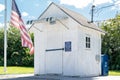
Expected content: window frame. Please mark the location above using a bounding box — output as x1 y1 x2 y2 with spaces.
85 35 91 49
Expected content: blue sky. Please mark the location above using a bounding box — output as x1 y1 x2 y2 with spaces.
0 0 120 27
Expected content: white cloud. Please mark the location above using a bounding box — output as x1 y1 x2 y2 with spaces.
93 0 113 6
60 0 92 8
22 12 29 17
111 0 120 10
0 23 4 28
28 16 36 19
115 0 120 5
60 0 113 8
47 0 52 5
112 1 120 10
0 14 3 17
0 4 5 12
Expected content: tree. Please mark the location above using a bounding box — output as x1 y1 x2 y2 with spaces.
7 27 25 66
0 27 34 66
7 27 34 66
0 28 4 66
101 14 120 70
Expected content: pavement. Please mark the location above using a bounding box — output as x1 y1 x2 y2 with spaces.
0 74 120 80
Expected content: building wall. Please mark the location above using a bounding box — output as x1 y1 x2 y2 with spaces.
40 4 68 21
62 29 78 76
76 25 101 76
32 4 102 76
34 24 46 75
33 17 102 76
33 17 79 75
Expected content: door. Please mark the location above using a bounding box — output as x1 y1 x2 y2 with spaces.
45 30 63 74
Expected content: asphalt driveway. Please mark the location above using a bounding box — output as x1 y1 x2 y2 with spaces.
0 74 120 80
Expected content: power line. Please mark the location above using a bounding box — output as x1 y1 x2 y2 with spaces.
90 2 120 23
95 2 120 13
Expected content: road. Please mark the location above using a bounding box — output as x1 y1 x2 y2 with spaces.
0 74 120 80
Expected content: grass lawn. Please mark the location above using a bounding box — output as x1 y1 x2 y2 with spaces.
0 66 34 74
0 66 120 76
109 70 120 76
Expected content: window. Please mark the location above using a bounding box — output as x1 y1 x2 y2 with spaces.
86 36 91 48
65 41 72 52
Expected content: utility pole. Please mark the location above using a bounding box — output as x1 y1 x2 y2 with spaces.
91 5 95 23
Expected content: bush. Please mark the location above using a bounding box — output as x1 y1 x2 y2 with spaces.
0 56 3 66
22 55 34 67
0 27 34 67
101 14 120 70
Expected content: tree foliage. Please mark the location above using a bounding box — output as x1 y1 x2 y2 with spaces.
0 28 4 65
0 27 34 66
101 14 120 70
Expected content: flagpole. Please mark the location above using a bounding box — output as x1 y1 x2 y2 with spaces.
4 0 7 73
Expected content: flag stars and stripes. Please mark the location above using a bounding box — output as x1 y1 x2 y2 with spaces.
10 0 34 54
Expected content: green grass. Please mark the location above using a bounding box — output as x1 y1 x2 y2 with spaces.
0 66 34 74
0 66 120 76
109 70 120 76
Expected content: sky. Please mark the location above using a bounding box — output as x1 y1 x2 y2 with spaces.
0 0 120 27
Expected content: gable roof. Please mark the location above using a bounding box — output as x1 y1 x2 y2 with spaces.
32 2 104 33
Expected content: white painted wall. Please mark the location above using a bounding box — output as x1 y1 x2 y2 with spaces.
63 30 78 76
40 4 68 21
33 18 102 76
34 30 46 75
76 25 101 77
31 3 102 77
45 27 63 74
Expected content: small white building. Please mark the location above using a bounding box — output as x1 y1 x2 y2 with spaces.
29 2 105 77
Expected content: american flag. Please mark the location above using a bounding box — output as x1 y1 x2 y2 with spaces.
10 0 34 54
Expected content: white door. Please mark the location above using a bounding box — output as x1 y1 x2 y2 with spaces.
45 30 63 74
